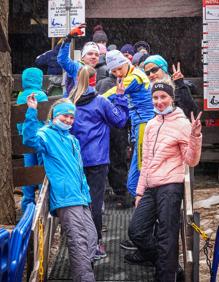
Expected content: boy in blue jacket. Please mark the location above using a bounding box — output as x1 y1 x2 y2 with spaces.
105 50 154 197
16 67 48 212
23 95 97 282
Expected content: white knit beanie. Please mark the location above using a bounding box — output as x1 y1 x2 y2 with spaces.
81 42 100 58
106 50 129 71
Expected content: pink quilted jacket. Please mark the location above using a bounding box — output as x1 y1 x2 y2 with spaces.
136 107 202 195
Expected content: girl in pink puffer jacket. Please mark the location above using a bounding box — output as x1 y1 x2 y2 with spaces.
126 79 202 282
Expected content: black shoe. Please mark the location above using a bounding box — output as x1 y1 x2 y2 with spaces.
120 240 138 251
124 251 155 266
176 264 185 281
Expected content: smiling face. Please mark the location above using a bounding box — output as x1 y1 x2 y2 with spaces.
111 63 129 79
82 51 99 67
144 63 165 82
152 90 173 112
53 114 74 126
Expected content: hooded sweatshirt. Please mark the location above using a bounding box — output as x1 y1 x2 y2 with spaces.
16 67 48 134
136 107 202 195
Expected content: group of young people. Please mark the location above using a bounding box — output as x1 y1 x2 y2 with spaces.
18 24 202 282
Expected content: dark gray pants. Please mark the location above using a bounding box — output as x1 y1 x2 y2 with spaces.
128 183 183 282
58 206 97 282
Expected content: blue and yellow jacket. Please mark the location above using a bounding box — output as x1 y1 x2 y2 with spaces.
23 108 91 216
103 66 154 126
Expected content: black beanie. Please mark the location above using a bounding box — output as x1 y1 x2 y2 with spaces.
92 25 108 43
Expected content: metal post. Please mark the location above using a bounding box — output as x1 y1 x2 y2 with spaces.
65 0 71 34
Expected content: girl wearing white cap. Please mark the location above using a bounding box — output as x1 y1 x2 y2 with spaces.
105 50 154 198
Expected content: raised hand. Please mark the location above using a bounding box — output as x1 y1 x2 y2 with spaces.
68 23 86 37
191 111 202 137
116 78 125 95
172 62 184 81
27 93 37 109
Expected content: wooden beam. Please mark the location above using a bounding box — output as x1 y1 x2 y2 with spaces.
12 135 35 154
11 96 61 127
202 127 219 144
13 166 45 187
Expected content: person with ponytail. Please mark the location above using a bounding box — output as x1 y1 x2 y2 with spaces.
126 78 202 281
22 95 97 282
69 65 129 260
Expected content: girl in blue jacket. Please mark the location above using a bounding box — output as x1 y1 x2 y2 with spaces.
69 65 129 259
22 95 97 282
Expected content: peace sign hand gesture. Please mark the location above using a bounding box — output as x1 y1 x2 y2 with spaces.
191 111 202 137
172 62 184 81
116 78 125 95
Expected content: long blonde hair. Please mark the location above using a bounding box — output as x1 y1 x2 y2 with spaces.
47 98 73 121
69 65 96 104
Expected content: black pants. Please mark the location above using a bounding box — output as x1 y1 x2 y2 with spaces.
128 183 183 282
84 164 109 241
108 125 128 196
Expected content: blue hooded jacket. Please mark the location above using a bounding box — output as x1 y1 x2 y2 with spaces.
71 86 129 167
22 108 91 216
16 67 48 134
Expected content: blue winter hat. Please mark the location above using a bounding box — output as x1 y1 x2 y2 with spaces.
120 44 135 56
22 67 43 90
144 55 168 73
53 102 76 118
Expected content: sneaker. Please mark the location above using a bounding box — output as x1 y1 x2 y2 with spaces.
102 224 108 232
124 251 155 266
120 239 138 251
176 264 185 281
94 241 107 260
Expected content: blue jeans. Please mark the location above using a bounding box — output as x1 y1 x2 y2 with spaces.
127 123 146 197
21 152 43 213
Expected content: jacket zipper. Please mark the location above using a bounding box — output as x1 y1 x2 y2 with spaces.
152 115 165 157
145 116 164 188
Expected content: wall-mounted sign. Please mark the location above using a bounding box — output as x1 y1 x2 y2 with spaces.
48 0 85 38
203 0 219 110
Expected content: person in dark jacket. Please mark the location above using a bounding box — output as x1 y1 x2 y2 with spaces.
92 25 108 46
96 43 108 82
35 41 63 75
69 65 129 260
144 55 199 119
97 73 129 208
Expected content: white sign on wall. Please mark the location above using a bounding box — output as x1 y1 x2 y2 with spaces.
48 0 85 38
203 0 219 110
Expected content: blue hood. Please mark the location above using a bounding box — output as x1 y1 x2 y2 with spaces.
22 67 43 90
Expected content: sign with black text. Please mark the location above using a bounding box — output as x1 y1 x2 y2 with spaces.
48 0 85 37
